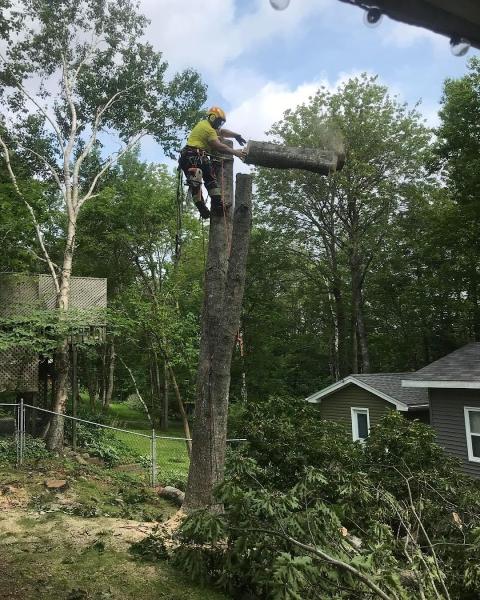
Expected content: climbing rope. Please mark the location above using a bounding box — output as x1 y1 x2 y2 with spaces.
201 215 206 271
175 169 184 263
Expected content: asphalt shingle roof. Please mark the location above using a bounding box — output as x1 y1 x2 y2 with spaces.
402 343 480 382
352 373 428 407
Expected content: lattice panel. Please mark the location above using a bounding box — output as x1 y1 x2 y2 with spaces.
0 348 38 392
0 273 107 392
38 275 107 311
0 274 40 316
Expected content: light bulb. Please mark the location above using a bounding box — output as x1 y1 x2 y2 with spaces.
450 37 470 57
363 7 383 28
270 0 290 11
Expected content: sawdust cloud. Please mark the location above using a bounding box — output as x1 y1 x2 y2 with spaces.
312 121 345 155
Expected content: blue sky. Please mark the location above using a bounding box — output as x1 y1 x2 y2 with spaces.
139 0 478 165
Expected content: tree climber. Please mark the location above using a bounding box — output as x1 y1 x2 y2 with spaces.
179 106 247 219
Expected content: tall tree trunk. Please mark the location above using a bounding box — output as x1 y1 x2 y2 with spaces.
150 347 164 428
184 173 253 511
149 358 156 414
104 340 115 409
356 292 370 372
167 363 192 456
99 342 107 407
46 228 75 452
333 284 347 377
350 251 370 373
87 370 98 411
351 312 358 374
162 359 169 429
184 153 234 509
327 289 340 381
153 355 162 426
323 209 347 378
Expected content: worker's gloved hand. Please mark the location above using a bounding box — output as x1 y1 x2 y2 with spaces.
235 134 247 146
233 148 246 161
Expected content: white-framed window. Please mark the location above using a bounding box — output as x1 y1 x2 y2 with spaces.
351 407 370 442
464 407 480 463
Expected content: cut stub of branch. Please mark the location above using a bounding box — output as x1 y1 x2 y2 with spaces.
244 140 345 175
158 485 185 507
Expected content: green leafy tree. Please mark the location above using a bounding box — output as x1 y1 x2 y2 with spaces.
256 74 431 376
436 57 480 340
76 151 205 431
0 0 206 449
237 227 333 401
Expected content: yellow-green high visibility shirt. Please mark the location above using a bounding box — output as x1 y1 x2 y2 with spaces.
186 119 218 150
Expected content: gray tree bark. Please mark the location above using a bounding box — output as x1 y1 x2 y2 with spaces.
245 140 344 175
162 360 169 430
184 172 253 511
104 340 115 409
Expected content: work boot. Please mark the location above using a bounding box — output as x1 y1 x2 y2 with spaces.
195 201 210 219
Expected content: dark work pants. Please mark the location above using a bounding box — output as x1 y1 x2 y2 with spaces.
178 146 222 201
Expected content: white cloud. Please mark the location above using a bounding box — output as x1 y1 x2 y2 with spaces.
381 21 447 54
229 79 324 141
227 69 370 141
140 0 330 75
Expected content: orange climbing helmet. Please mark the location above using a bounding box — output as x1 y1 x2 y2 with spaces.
207 106 226 129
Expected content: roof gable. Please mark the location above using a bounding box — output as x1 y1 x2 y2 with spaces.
307 373 428 410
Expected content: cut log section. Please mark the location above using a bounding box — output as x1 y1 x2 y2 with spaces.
244 140 345 175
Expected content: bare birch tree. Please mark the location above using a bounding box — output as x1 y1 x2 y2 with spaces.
0 0 205 450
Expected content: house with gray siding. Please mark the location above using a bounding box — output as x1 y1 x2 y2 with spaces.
402 342 480 478
307 343 480 477
306 374 429 442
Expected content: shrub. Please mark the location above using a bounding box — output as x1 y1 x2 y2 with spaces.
130 532 169 561
175 401 480 599
231 395 362 489
125 394 144 413
67 421 135 466
0 435 49 463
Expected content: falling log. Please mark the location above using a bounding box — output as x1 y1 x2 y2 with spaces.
244 140 345 175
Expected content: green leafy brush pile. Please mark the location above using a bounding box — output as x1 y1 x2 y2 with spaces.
166 399 480 600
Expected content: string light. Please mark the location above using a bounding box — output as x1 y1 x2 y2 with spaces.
363 7 383 28
450 37 471 57
269 0 290 11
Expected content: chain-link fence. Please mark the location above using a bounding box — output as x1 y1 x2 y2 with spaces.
2 402 246 488
0 402 21 466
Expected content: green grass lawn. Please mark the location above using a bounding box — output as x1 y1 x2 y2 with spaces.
107 403 186 434
114 428 190 486
106 403 190 486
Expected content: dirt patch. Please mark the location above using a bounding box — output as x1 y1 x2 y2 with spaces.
0 505 228 600
0 461 228 599
0 484 29 510
0 508 160 552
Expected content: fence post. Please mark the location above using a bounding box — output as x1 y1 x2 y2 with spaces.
19 397 25 466
15 402 20 468
151 429 157 488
